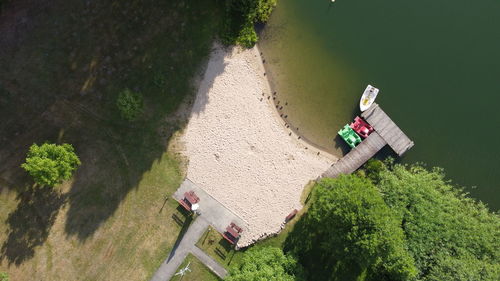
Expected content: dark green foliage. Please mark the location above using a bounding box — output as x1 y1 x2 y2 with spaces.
253 0 277 22
21 143 81 187
285 175 417 281
362 158 385 183
223 0 277 47
0 0 8 13
226 246 303 281
235 22 259 48
116 89 143 121
377 164 500 281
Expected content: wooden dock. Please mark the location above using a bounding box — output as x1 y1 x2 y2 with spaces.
361 103 414 156
322 103 413 178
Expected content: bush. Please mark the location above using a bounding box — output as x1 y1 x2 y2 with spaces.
21 143 81 187
0 272 8 281
254 0 277 22
116 89 143 121
236 22 259 48
223 0 277 47
226 246 303 281
362 158 386 183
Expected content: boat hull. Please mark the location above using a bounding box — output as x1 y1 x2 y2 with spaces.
359 85 379 112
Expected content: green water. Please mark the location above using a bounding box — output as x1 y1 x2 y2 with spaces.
259 0 500 209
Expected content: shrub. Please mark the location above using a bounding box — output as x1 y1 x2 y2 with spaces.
116 89 143 121
226 246 303 281
0 272 9 281
223 0 277 47
254 0 277 22
236 22 259 48
21 143 81 187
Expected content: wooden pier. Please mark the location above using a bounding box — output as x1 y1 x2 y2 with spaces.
322 103 414 178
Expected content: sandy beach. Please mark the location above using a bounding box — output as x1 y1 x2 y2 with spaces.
181 44 337 247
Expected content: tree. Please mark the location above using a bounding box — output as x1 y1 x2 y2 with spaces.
285 175 417 281
21 143 81 187
0 272 9 281
226 246 303 281
223 0 278 47
376 164 500 281
116 88 143 121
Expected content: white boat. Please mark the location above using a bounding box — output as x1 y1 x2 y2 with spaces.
359 84 379 112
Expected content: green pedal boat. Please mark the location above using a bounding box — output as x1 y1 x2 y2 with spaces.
338 124 362 148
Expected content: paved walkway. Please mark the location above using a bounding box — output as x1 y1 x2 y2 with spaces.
151 178 247 281
191 245 228 278
150 217 228 281
173 179 248 236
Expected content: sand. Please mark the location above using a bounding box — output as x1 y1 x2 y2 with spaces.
181 44 337 247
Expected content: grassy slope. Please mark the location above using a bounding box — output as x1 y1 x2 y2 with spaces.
0 0 224 280
169 254 221 281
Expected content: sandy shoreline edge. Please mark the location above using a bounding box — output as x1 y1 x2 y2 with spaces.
180 43 337 246
254 44 338 162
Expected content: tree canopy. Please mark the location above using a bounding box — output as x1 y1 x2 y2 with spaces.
21 143 81 187
285 162 500 281
226 246 303 281
285 175 417 281
0 272 9 281
375 163 500 281
223 0 277 47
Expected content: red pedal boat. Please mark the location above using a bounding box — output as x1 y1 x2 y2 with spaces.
350 116 374 138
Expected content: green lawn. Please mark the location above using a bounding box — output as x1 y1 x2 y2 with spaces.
196 226 238 268
0 0 224 280
170 254 221 281
0 151 193 281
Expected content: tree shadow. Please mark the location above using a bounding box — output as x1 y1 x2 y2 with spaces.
0 0 227 262
0 185 67 265
61 44 227 241
167 212 193 262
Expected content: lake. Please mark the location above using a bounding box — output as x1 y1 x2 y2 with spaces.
258 0 500 209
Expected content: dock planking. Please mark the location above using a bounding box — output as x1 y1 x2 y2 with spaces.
322 131 386 178
322 103 413 178
361 103 414 156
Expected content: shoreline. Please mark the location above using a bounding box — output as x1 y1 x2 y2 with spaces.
180 43 337 246
253 44 338 162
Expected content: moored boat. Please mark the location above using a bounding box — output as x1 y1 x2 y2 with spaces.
359 84 379 112
350 116 374 138
338 124 362 148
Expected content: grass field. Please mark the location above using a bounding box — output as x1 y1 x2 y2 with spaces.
1 153 191 280
0 0 224 280
196 226 238 268
169 254 221 281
